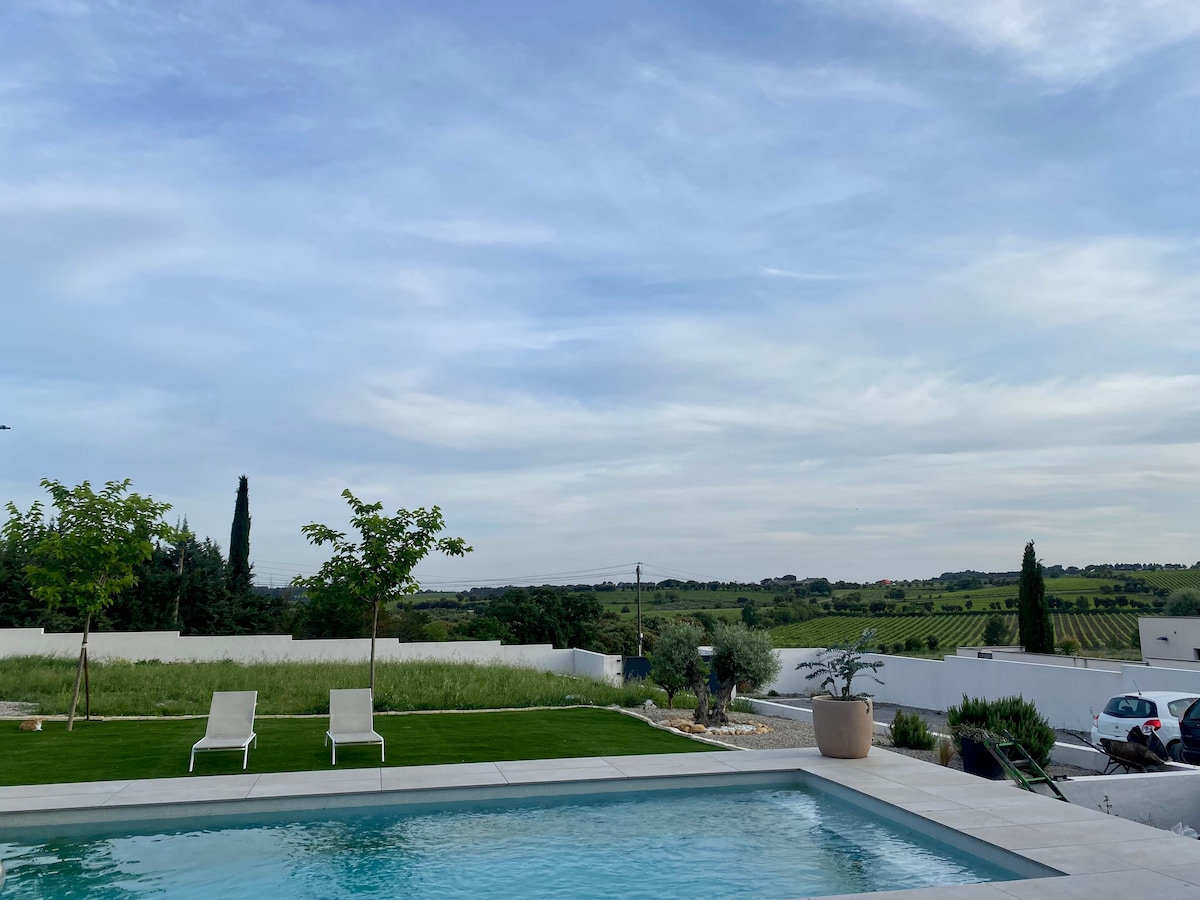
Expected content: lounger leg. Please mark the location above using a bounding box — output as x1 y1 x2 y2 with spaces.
189 750 195 773
332 743 336 765
243 745 249 770
381 743 385 763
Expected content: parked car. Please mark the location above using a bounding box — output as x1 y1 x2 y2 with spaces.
1175 699 1200 765
1091 692 1199 762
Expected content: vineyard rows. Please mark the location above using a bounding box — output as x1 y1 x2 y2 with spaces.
1138 570 1200 592
771 612 1142 650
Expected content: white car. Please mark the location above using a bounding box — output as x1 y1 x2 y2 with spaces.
1091 691 1200 761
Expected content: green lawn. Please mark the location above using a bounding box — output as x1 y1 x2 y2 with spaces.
0 708 714 787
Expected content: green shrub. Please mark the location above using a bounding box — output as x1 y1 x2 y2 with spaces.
946 694 1055 767
889 709 936 750
1057 637 1081 655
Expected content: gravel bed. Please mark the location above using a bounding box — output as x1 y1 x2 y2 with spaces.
626 705 1095 779
630 706 817 750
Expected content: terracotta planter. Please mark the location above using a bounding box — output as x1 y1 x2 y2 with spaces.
811 695 874 759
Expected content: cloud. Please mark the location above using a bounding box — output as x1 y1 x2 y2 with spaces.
1 1 1198 584
761 267 845 281
858 0 1200 86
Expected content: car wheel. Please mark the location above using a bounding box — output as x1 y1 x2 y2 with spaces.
1168 740 1183 762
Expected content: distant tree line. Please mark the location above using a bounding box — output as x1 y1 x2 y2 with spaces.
1 477 290 636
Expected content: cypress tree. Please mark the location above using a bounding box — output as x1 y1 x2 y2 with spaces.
1017 540 1054 653
227 475 252 597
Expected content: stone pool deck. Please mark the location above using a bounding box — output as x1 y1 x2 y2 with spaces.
3 747 1200 899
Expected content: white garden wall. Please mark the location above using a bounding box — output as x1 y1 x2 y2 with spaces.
1058 771 1200 832
765 648 1200 732
0 628 624 686
9 626 1200 725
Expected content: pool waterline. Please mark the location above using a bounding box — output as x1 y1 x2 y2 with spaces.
3 748 1200 899
0 783 1031 899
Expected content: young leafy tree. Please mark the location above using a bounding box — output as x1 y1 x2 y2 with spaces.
295 490 471 692
227 475 252 598
1017 541 1054 653
16 479 173 730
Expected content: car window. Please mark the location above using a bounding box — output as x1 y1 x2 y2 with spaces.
1181 700 1200 723
1168 698 1200 718
1103 697 1155 718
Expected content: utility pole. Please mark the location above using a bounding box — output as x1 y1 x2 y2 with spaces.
636 563 643 657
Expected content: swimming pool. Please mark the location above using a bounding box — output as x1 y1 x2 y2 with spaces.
0 784 1026 899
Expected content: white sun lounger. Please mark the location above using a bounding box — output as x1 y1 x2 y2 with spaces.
189 690 258 772
325 688 385 764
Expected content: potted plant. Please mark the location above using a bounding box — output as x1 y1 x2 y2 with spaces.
946 694 1055 778
796 629 884 759
950 724 1004 779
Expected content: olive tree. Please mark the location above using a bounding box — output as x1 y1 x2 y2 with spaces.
650 621 780 725
8 479 173 730
649 621 705 708
295 490 471 692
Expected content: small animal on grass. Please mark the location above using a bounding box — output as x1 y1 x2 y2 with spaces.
18 717 43 732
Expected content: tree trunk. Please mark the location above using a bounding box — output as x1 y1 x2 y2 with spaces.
369 599 379 693
703 680 735 726
690 666 713 725
693 683 710 723
66 612 91 732
171 539 187 631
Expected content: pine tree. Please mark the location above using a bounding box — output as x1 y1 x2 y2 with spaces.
227 475 252 598
1017 540 1054 653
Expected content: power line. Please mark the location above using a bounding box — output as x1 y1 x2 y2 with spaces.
638 561 725 582
250 557 729 591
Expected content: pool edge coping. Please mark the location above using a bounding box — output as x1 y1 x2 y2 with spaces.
3 748 1200 899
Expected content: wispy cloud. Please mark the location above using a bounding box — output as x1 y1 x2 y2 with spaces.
1 1 1198 581
859 0 1200 86
761 267 846 281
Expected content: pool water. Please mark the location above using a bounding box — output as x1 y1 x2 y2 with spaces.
1 786 1022 899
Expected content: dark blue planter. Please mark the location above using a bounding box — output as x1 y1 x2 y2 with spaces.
959 736 1004 779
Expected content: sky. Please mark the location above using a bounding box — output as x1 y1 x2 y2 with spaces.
2 0 1199 589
